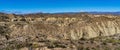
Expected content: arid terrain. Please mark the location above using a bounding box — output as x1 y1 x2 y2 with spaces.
0 13 120 50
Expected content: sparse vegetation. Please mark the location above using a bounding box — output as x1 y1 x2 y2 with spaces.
104 39 120 43
0 13 120 50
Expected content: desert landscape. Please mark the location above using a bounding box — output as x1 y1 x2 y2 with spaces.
0 12 120 50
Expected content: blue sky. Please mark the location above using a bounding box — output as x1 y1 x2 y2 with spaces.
0 0 120 13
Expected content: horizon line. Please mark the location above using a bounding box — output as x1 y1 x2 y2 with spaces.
1 11 120 14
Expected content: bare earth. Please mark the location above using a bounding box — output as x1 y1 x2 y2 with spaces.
0 13 120 50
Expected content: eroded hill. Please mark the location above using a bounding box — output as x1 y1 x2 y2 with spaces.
0 13 120 50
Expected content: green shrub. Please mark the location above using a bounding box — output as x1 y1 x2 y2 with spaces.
104 39 120 43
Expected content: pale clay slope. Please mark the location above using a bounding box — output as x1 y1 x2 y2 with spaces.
6 14 120 40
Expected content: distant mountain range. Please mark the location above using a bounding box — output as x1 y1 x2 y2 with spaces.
88 12 120 15
1 11 120 15
52 12 120 15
